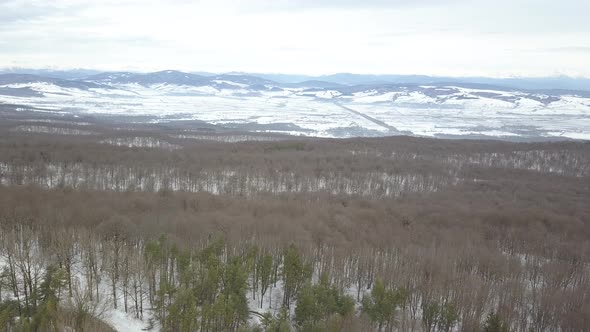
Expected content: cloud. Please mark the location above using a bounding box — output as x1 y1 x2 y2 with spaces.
0 0 589 77
0 1 57 25
542 46 590 53
234 0 458 10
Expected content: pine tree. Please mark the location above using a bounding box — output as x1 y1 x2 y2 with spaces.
166 287 199 332
0 300 19 331
31 265 67 331
222 257 250 329
282 244 312 309
438 302 459 332
261 308 291 332
422 301 439 332
483 312 510 332
295 274 354 330
361 279 406 331
294 283 317 328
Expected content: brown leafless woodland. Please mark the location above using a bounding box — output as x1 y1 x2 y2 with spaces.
0 110 588 331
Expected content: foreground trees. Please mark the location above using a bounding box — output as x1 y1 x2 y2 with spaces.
294 274 354 330
0 129 588 331
482 312 510 332
361 279 407 331
0 212 588 331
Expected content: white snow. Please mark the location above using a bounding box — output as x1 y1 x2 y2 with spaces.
314 90 342 99
212 80 249 88
1 81 589 140
105 309 152 332
350 91 401 103
11 125 97 135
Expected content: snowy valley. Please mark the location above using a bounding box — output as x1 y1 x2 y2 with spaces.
1 71 589 141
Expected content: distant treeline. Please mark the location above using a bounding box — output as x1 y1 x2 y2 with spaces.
0 118 588 199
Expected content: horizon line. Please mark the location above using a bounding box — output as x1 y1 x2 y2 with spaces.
2 66 590 81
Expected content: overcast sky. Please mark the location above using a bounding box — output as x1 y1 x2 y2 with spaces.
1 0 589 77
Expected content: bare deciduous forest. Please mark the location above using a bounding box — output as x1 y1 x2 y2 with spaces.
0 110 589 331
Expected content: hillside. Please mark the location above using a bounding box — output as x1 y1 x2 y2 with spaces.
1 71 589 140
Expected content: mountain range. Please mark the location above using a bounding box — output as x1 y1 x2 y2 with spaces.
2 68 590 91
0 69 589 141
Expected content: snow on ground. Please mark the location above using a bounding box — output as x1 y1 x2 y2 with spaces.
1 81 589 140
314 90 342 99
105 309 152 332
442 94 515 109
101 137 181 150
547 131 590 140
0 255 152 332
349 101 590 139
349 91 401 103
11 125 97 135
247 279 287 326
171 134 283 142
394 91 438 104
212 80 248 88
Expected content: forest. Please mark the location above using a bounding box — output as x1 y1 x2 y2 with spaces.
0 108 589 331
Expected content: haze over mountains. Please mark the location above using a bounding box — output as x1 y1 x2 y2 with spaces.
1 69 589 140
3 68 590 90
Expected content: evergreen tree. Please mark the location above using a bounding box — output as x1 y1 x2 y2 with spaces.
294 283 317 329
222 257 250 329
361 279 406 331
0 300 19 331
166 287 199 332
422 301 440 332
483 312 510 332
295 274 354 331
438 302 459 332
31 265 67 331
282 244 312 309
261 308 291 332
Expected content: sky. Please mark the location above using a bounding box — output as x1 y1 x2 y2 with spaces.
0 0 589 77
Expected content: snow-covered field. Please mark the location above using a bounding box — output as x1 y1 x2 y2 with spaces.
1 76 589 140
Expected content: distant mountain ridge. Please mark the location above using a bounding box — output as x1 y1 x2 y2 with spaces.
1 69 589 141
1 70 590 97
0 73 110 90
0 68 102 80
2 68 590 91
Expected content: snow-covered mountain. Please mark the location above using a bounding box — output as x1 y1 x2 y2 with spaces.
1 71 589 140
83 70 277 89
